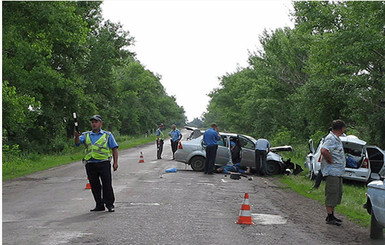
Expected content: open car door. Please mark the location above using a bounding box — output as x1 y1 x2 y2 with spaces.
367 146 385 177
215 135 232 166
238 135 256 168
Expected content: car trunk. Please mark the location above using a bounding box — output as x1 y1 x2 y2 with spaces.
343 141 366 169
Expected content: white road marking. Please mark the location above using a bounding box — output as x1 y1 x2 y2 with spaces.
197 183 215 186
71 197 85 201
221 179 228 183
130 202 160 206
43 231 94 245
251 213 287 225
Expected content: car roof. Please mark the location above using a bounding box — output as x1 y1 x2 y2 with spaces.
219 132 238 137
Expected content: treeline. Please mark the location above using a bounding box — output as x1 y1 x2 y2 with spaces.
3 1 185 153
204 1 385 148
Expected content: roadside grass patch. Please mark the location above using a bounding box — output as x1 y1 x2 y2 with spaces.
3 135 156 180
279 174 370 227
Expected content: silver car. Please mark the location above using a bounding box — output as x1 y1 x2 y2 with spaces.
305 135 385 183
364 175 385 239
175 131 292 175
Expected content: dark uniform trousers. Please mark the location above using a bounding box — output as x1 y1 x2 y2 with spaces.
170 140 178 154
205 145 218 174
255 150 267 175
85 161 115 207
157 139 164 159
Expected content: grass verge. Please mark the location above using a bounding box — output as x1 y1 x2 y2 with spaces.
2 135 156 180
279 174 370 227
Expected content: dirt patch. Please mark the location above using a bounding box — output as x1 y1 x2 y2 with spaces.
265 177 383 245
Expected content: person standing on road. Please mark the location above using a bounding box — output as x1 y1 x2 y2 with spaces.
321 119 346 226
74 115 118 212
156 123 165 159
169 124 182 160
203 123 221 175
255 138 270 175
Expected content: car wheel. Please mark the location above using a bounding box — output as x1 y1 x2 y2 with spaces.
190 156 205 172
265 161 283 176
370 209 384 240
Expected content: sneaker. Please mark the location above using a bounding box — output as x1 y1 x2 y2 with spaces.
90 206 105 212
106 205 115 212
326 216 341 226
333 215 343 222
325 215 343 223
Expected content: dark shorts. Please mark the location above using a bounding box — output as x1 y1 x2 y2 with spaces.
325 176 343 207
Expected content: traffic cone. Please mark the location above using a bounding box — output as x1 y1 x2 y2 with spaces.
85 178 91 190
139 152 145 163
236 193 254 225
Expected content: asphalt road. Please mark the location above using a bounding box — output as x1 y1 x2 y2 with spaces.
2 131 382 245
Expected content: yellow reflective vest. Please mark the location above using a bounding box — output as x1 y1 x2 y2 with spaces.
84 132 112 161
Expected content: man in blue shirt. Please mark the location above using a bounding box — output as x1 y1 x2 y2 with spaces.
169 124 182 160
156 123 165 159
255 138 270 176
203 123 221 175
74 115 119 212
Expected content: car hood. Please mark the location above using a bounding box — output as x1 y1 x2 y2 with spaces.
270 145 293 153
367 180 385 191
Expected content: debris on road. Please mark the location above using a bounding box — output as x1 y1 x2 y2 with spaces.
165 168 178 173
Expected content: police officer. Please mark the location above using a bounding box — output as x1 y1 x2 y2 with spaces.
156 123 165 159
203 123 221 175
255 138 270 175
75 115 118 212
169 124 182 160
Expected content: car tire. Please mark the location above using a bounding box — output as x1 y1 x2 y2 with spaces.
370 209 384 240
265 161 283 176
190 156 205 172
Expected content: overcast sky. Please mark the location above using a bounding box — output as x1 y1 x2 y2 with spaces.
102 0 295 121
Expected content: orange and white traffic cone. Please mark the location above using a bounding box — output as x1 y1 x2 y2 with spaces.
85 178 91 190
236 193 254 225
139 152 145 163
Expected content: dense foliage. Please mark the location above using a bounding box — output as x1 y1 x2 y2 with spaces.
204 1 385 148
3 1 185 153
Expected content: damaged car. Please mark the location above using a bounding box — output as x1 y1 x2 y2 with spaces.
175 129 301 175
184 126 204 140
305 135 385 183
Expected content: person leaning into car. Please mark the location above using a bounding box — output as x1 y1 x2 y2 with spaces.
320 119 346 226
203 123 221 175
255 138 270 175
